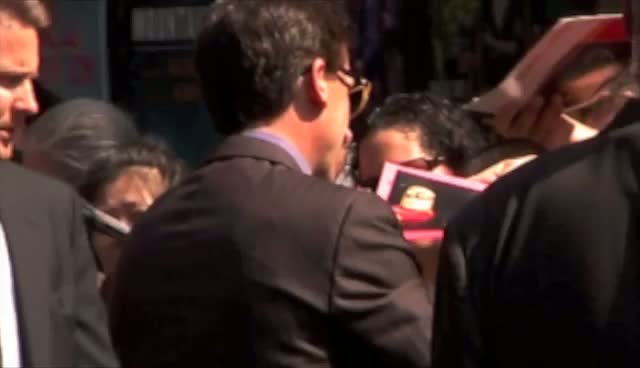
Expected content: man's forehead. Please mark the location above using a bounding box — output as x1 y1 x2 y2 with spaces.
0 17 39 75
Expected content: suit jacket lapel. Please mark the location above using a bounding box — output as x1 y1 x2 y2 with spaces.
0 172 50 367
204 134 304 173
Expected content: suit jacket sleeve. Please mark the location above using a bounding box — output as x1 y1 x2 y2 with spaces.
330 193 432 367
69 194 119 367
431 222 484 368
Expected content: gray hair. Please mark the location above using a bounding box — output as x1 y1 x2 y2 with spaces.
0 0 51 28
22 98 139 189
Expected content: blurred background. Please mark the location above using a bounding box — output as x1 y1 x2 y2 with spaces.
36 0 625 167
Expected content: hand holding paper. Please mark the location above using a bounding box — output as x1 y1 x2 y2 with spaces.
493 94 598 149
468 14 628 149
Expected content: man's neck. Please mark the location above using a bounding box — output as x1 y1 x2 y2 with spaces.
248 104 325 177
246 125 315 175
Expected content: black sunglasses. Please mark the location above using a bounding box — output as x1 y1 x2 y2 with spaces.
336 67 372 119
356 157 446 190
301 65 372 119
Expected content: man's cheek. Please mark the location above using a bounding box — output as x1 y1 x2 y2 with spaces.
0 140 13 160
0 87 11 118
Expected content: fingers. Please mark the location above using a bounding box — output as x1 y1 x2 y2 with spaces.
531 94 564 145
493 91 608 150
496 96 544 139
494 94 573 150
493 101 520 136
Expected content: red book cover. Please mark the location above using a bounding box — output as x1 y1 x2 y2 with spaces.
376 162 487 244
466 14 628 116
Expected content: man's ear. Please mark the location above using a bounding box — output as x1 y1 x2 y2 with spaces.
306 58 330 107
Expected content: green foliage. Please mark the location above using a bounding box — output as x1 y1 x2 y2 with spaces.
433 0 481 38
431 0 481 80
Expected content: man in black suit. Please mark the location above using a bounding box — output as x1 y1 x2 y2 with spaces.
0 162 118 367
433 109 640 368
432 12 640 366
109 1 432 367
0 1 117 366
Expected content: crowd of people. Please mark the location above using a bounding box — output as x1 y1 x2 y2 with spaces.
1 0 640 367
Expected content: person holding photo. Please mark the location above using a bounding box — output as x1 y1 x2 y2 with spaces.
432 3 640 367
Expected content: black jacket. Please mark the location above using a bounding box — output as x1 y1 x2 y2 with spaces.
0 162 117 367
433 119 640 367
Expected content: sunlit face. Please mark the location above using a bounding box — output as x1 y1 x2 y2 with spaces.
358 128 428 185
92 166 169 275
400 185 436 212
469 154 537 184
559 63 625 131
560 64 623 108
0 12 40 159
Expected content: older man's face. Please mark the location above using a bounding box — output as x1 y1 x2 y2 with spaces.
0 12 40 159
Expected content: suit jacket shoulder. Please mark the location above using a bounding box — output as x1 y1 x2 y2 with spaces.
0 162 117 367
434 123 640 368
329 188 433 367
111 135 432 367
449 130 610 244
0 161 74 204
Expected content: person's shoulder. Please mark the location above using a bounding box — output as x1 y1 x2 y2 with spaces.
348 186 397 216
450 128 636 239
276 173 363 225
293 174 393 217
319 184 401 241
487 135 607 198
0 161 74 200
495 124 640 200
0 164 79 233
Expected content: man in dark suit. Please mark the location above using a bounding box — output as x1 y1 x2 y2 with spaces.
109 1 432 367
0 162 118 367
432 29 640 368
0 1 117 366
433 108 640 368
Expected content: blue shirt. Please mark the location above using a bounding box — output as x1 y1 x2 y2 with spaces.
243 130 312 175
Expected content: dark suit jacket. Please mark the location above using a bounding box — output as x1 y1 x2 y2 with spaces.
0 162 117 367
109 135 432 367
432 120 640 368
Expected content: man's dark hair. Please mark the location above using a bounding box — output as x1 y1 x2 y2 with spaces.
0 0 50 28
80 137 186 204
195 0 352 135
363 92 499 172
